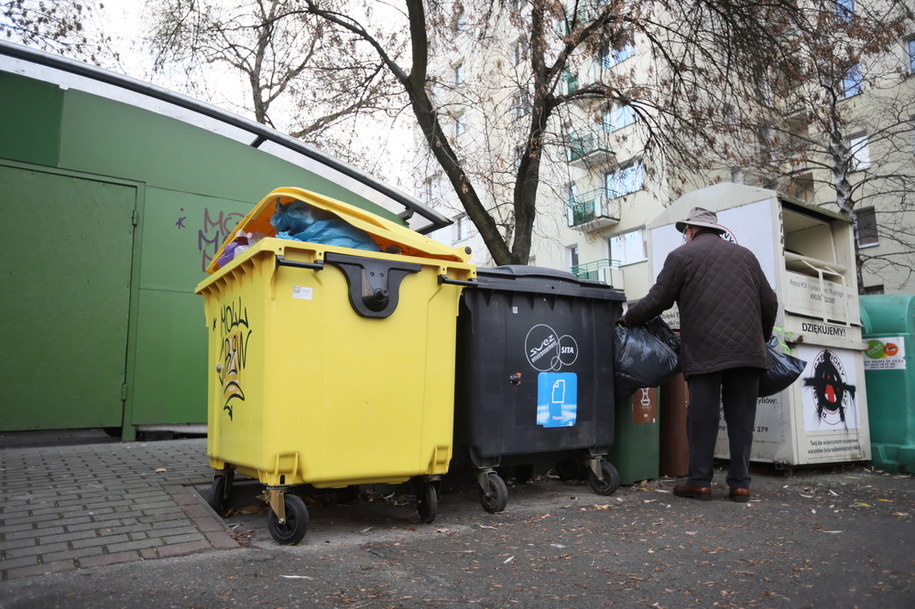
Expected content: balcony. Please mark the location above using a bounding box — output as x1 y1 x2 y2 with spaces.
566 128 615 167
562 57 606 97
571 258 623 288
565 188 621 230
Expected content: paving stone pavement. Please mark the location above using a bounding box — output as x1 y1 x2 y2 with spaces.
0 438 238 580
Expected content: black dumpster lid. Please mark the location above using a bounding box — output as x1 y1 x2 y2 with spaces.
472 265 625 300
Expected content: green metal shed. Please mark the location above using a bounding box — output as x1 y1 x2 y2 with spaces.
0 42 448 440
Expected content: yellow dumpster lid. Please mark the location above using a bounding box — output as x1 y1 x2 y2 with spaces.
206 187 471 273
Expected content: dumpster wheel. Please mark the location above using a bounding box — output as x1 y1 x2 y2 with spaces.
206 469 234 517
478 472 508 514
416 481 438 524
588 459 621 496
266 492 309 545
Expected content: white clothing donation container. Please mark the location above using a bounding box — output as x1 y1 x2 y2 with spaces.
645 183 870 468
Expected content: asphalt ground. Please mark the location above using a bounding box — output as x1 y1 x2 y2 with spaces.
0 433 913 609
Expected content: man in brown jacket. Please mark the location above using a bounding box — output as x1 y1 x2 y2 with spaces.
622 207 778 502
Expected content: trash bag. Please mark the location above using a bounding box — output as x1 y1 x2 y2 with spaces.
217 231 266 267
758 336 807 397
615 317 681 398
271 201 380 252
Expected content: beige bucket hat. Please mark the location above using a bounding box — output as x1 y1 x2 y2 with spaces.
675 207 727 234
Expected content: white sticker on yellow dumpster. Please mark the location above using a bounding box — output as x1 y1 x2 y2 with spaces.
292 286 313 300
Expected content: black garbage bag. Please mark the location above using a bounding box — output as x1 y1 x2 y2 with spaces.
758 336 807 397
615 317 681 398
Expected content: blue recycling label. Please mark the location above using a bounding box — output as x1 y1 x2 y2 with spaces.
536 372 578 427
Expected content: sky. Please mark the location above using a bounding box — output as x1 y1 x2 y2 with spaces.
78 1 416 192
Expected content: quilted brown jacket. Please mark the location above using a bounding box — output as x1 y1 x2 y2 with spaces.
624 231 778 378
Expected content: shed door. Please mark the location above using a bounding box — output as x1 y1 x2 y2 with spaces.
0 163 136 430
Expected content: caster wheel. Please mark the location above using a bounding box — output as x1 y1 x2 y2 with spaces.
267 493 309 544
479 472 508 513
207 471 233 516
417 482 438 524
588 460 620 496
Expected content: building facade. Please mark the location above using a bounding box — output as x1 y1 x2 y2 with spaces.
416 1 914 298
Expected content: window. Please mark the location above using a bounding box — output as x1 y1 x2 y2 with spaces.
454 62 465 84
849 134 871 171
842 63 862 98
512 39 528 66
603 104 635 132
907 36 915 74
454 113 466 137
511 92 532 119
454 10 467 34
513 145 525 171
453 215 472 243
423 174 444 205
602 43 635 68
609 229 646 266
854 207 878 247
606 162 644 198
429 81 442 102
564 70 579 94
568 245 580 270
836 0 854 23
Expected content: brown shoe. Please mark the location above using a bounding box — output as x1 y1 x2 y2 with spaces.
673 483 712 501
729 487 751 503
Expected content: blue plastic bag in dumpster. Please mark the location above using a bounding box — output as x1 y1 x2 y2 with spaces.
272 201 380 251
615 317 681 398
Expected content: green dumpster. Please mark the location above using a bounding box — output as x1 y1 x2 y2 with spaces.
607 387 660 485
860 295 915 473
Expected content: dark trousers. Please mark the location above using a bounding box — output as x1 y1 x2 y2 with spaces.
686 367 761 489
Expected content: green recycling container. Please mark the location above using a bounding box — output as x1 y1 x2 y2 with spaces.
860 295 915 473
607 387 660 485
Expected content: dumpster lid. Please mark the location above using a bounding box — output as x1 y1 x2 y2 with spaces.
860 294 915 335
206 187 471 273
474 265 625 300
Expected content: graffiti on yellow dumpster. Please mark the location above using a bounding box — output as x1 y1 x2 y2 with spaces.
219 298 252 421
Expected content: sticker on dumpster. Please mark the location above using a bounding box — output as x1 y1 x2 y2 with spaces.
798 347 859 431
525 324 579 372
536 372 577 427
863 337 906 370
292 285 313 300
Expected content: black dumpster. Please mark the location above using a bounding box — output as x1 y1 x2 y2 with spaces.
453 265 626 512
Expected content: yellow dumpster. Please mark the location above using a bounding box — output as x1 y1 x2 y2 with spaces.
195 187 475 544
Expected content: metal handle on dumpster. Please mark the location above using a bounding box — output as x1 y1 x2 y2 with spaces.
275 255 325 271
438 274 477 287
324 251 421 319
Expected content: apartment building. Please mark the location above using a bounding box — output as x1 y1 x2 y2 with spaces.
417 1 914 297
